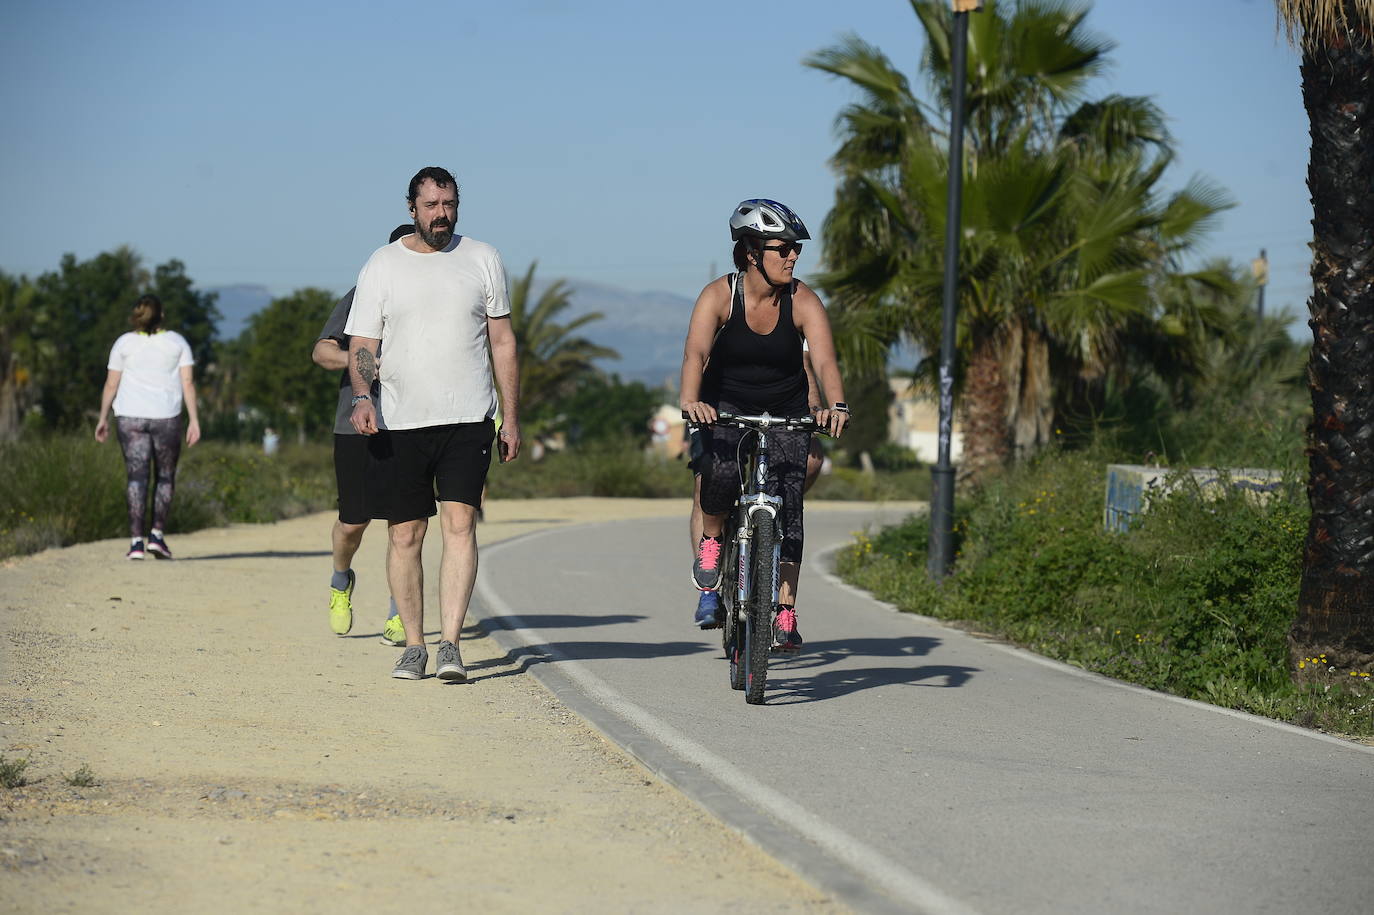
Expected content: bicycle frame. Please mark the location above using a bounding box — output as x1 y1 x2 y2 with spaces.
715 410 819 606
708 411 817 703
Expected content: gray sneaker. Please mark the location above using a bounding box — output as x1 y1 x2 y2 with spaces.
436 640 466 682
391 645 428 680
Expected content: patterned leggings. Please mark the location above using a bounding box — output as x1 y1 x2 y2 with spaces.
116 416 182 538
698 419 810 564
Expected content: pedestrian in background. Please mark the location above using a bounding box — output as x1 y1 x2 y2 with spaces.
95 294 201 560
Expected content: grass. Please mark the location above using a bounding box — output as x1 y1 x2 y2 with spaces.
0 434 337 560
835 445 1374 740
0 754 30 789
64 764 97 787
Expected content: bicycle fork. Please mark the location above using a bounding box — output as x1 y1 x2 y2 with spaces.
734 496 782 617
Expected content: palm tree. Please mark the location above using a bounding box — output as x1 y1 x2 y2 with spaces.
506 262 619 436
807 0 1230 478
1274 1 1373 676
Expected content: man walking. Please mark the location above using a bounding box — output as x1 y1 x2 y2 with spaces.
346 166 521 682
312 223 414 645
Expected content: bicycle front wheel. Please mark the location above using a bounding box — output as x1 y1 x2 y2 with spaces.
721 531 745 691
743 516 777 705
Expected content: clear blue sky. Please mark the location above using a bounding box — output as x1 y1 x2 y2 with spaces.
1 0 1310 326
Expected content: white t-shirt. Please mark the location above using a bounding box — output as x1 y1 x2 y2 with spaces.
107 331 194 419
345 234 511 430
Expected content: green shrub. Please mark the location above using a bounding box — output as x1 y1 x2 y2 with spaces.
0 755 29 789
836 446 1372 738
487 437 693 499
0 434 336 560
0 435 128 555
809 466 931 502
64 764 97 787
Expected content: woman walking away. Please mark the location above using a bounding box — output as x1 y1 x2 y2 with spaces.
95 294 201 559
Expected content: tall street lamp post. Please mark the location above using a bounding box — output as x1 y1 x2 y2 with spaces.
929 0 981 579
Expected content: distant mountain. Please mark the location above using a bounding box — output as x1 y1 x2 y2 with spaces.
206 278 691 387
208 284 273 340
555 280 694 388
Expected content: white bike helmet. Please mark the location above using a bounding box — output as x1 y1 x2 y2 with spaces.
729 199 811 242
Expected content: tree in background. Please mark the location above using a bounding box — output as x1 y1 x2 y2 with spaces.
28 247 146 429
236 288 339 441
507 262 618 436
1091 259 1308 465
150 259 220 371
808 0 1230 479
0 248 220 433
0 272 49 441
556 373 661 446
1274 0 1373 677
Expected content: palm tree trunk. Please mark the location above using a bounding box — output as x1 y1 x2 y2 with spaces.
1004 320 1054 459
1290 17 1374 677
959 331 1011 481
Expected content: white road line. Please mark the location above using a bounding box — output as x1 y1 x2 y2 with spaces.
477 530 981 915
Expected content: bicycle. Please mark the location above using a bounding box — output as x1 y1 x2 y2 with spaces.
692 410 819 705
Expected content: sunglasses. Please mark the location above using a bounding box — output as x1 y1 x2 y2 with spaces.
761 241 803 258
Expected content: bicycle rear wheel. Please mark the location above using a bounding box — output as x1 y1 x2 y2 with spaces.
743 516 777 705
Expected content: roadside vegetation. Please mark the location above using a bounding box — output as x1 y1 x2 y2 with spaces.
0 431 926 561
836 440 1372 740
805 0 1373 738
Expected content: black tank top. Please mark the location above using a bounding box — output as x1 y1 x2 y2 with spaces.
701 274 807 414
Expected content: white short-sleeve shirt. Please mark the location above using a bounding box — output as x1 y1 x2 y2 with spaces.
107 331 194 419
345 234 510 430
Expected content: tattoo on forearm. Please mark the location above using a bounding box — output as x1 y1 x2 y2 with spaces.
355 349 376 387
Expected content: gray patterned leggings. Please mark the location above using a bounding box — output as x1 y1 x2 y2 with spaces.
698 422 810 564
115 416 182 538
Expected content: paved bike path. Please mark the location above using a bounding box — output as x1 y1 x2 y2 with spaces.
472 508 1374 915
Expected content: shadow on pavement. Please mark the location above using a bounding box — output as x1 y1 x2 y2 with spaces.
182 550 332 561
792 635 944 663
485 613 647 629
755 636 977 703
766 663 979 703
468 631 713 682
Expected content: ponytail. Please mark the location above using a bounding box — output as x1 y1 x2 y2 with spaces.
129 294 163 333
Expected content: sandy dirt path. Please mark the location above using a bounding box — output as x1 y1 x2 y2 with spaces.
0 498 853 913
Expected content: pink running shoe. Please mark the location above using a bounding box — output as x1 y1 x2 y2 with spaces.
692 536 722 590
772 606 803 653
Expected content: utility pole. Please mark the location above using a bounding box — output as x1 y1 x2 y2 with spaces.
928 0 982 580
1251 249 1269 320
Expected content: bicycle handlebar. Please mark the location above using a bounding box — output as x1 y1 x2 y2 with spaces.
680 410 825 435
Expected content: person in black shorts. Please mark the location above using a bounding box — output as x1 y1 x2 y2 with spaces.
680 199 848 653
312 224 414 642
345 166 522 683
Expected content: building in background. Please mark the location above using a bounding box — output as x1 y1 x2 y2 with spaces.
888 378 962 464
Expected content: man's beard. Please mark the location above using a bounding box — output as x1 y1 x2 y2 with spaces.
417 218 453 250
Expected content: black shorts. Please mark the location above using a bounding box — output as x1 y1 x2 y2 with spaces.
686 423 707 475
334 433 371 524
364 420 494 522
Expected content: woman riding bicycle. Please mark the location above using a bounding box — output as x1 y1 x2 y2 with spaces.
680 199 848 652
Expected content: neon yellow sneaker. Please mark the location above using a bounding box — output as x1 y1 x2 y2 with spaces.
329 570 355 635
380 614 405 646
